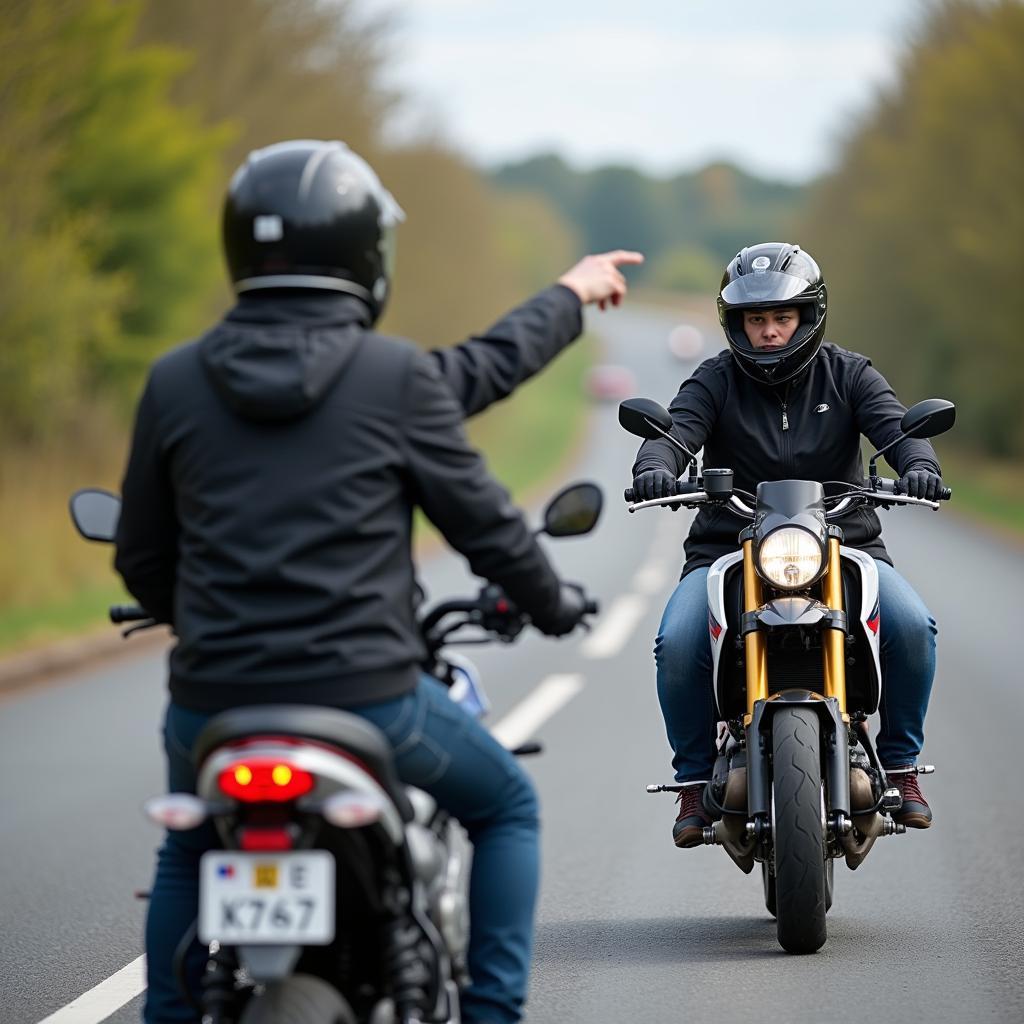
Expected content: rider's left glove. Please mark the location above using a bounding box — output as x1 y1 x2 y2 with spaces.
898 469 944 501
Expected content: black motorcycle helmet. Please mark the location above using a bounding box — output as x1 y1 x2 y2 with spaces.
222 140 404 322
717 242 828 385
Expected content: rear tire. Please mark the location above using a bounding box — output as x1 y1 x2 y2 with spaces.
771 707 828 953
239 974 357 1024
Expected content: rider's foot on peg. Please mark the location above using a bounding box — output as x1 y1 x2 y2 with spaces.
885 766 933 828
673 784 711 848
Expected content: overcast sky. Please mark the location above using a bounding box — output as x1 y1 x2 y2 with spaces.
382 0 928 182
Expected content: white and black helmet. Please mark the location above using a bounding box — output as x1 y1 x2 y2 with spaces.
717 242 828 385
222 140 405 322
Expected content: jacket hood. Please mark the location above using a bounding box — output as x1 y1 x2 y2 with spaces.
201 292 370 421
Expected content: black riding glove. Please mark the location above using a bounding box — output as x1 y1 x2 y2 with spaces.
632 469 678 501
533 582 588 638
898 469 944 501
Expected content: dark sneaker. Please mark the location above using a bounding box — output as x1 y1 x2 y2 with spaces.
886 767 933 829
673 784 711 848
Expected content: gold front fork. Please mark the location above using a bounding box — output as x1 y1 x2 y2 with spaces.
742 540 767 719
821 536 849 718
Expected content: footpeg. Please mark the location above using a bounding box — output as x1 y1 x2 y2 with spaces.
702 825 718 845
881 787 902 810
881 818 906 836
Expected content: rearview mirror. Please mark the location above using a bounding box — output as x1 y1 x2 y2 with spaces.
69 488 121 543
618 398 673 440
900 399 956 440
541 482 603 538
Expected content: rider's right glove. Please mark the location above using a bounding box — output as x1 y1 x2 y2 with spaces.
898 469 944 501
632 469 678 501
532 582 588 637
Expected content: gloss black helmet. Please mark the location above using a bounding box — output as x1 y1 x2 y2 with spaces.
717 242 827 385
222 140 404 322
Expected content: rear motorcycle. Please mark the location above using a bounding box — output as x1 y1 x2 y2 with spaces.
69 482 601 1022
619 397 954 954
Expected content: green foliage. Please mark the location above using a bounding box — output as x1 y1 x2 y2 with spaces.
802 0 1024 457
0 0 229 437
490 153 805 282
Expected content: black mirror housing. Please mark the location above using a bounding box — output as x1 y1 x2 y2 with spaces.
900 398 956 440
542 482 603 538
618 398 673 440
69 488 121 543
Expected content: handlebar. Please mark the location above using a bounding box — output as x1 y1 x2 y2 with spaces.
625 475 951 516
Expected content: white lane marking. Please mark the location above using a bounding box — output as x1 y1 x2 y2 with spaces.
632 560 671 595
38 673 585 1024
580 594 648 660
490 673 585 750
36 955 146 1024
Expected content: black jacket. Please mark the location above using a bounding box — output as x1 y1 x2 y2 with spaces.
632 343 941 577
114 285 583 712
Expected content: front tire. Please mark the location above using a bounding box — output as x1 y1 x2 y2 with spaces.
771 707 828 953
238 974 357 1024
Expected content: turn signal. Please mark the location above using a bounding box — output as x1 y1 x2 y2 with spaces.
218 759 314 802
143 793 209 830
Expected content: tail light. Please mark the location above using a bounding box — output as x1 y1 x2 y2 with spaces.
218 758 314 802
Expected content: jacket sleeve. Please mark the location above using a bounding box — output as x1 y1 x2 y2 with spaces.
113 374 179 625
428 284 583 419
631 363 721 477
401 351 563 626
851 361 941 476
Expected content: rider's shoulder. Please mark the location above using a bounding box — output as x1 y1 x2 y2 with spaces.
819 340 872 369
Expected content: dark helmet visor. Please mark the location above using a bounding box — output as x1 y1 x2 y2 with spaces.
720 271 811 307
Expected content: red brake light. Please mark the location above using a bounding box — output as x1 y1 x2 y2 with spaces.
218 758 314 802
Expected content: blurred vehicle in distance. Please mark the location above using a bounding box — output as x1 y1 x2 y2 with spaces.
667 323 705 361
585 363 638 402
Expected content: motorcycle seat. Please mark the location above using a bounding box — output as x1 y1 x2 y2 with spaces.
193 704 415 822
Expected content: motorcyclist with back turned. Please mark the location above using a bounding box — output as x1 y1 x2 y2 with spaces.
630 242 942 848
114 139 643 1023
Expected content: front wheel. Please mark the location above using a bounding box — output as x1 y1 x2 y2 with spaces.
238 974 357 1024
771 707 828 953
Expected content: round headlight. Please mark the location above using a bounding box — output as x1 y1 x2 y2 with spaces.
757 527 824 589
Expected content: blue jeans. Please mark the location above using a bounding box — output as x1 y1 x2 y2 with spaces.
145 676 538 1024
654 560 938 781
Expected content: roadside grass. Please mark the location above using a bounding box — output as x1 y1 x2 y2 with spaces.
938 446 1024 537
0 336 596 658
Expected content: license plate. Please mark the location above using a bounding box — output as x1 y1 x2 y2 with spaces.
199 851 335 945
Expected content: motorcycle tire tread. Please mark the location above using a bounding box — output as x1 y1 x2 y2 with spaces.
237 973 357 1024
771 707 828 954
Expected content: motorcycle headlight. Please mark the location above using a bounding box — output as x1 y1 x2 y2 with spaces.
757 527 824 590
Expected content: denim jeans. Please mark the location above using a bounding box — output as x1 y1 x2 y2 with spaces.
144 675 538 1024
654 560 938 781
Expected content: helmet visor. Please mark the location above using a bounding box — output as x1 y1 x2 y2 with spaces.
720 271 810 308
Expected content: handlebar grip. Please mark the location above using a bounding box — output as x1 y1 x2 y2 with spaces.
624 487 635 503
939 486 952 501
110 604 148 623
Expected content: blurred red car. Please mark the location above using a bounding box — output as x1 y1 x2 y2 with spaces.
584 363 638 402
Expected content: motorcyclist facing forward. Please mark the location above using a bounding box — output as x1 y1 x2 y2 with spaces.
630 242 941 848
114 139 642 1024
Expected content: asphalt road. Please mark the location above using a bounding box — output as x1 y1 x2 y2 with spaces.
3 302 1022 1023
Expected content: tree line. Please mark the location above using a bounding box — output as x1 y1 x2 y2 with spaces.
12 1 1012 459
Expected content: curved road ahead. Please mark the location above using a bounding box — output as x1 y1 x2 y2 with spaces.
2 303 1021 1023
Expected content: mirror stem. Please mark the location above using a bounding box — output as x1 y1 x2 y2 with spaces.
868 431 907 481
643 417 699 464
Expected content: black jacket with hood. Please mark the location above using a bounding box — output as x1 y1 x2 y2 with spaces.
114 284 583 712
632 343 942 578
